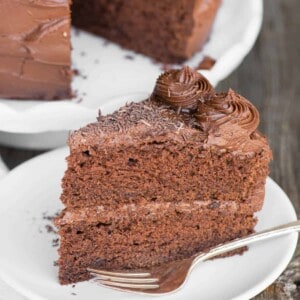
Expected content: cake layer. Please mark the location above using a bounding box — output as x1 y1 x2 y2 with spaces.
72 0 221 63
61 142 269 209
0 0 71 100
56 201 256 284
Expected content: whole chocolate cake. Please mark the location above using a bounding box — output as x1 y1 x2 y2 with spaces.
0 0 221 100
55 67 272 285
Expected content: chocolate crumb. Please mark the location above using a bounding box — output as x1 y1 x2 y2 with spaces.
45 224 57 234
75 98 83 104
71 292 77 296
53 261 58 267
196 56 216 70
72 69 88 80
125 55 134 60
42 212 60 235
43 211 60 221
52 238 59 247
73 69 80 76
80 51 86 57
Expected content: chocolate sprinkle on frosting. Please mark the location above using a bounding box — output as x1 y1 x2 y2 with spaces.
70 67 268 154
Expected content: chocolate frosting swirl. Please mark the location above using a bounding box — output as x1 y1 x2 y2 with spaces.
195 89 260 149
195 89 259 133
152 66 214 110
151 67 261 150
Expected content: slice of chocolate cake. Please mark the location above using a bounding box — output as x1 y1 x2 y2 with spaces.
72 0 221 63
55 67 272 285
0 0 72 100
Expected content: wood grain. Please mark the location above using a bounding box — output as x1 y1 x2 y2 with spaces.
0 0 299 298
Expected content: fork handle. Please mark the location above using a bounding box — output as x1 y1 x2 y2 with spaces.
192 220 300 265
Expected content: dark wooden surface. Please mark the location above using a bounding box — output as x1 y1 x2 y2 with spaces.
0 0 299 298
218 1 300 298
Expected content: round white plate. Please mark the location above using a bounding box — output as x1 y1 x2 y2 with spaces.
0 0 263 136
0 147 297 300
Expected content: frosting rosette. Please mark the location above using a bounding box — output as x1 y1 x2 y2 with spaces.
151 66 214 110
196 89 259 133
151 67 264 151
195 89 260 149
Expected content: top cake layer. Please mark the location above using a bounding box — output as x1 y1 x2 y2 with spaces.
70 67 269 157
61 67 272 209
0 0 71 99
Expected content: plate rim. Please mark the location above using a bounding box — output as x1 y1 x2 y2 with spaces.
0 146 298 300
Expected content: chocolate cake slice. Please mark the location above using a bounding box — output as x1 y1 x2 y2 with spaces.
55 67 272 285
0 0 72 100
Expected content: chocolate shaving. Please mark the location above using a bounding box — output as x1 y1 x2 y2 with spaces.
125 55 134 60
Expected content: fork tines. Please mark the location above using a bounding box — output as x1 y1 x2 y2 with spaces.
87 268 159 290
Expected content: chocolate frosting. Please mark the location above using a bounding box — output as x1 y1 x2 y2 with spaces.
70 66 269 156
0 0 71 99
151 66 263 151
152 66 214 110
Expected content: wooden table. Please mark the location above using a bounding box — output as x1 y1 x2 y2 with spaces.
0 0 299 298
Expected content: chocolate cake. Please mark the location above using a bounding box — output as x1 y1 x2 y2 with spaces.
0 0 221 100
72 0 221 63
55 67 272 285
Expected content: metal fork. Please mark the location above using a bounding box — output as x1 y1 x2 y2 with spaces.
87 220 300 295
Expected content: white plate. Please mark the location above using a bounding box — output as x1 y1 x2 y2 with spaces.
0 147 297 300
0 0 263 135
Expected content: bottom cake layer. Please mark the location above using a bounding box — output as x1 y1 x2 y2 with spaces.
55 201 257 284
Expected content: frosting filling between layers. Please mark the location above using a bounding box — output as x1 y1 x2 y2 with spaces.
57 195 264 226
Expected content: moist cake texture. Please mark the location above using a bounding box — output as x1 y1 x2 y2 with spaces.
55 67 272 284
72 0 221 63
0 0 72 100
